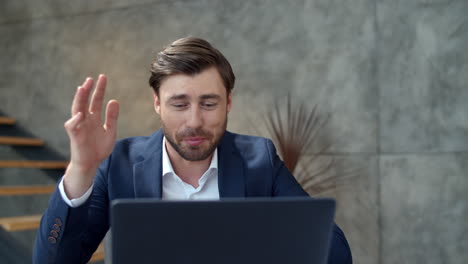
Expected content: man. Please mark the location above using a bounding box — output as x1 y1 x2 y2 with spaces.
33 37 352 263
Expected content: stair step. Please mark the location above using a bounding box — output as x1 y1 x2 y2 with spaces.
0 215 41 231
0 117 16 125
89 243 105 262
0 185 55 195
0 160 68 169
0 136 44 146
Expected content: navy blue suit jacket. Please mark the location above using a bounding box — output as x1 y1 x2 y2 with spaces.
34 130 352 263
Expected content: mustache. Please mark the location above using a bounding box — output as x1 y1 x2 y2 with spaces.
176 128 212 139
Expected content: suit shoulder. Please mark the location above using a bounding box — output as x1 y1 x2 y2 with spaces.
114 136 151 150
229 132 271 144
112 134 157 162
227 132 276 157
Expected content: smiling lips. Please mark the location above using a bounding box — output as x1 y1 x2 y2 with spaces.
184 137 206 146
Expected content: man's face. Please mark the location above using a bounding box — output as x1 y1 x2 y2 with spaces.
154 67 232 161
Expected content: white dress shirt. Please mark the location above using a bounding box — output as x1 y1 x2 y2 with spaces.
59 137 220 207
161 138 219 200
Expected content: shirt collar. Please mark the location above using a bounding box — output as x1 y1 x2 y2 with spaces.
162 136 218 177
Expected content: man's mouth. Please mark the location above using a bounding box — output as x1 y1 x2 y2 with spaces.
184 137 206 147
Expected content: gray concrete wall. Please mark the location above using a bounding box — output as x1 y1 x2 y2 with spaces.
0 0 467 263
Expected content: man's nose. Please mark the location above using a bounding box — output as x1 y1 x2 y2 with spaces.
186 107 203 128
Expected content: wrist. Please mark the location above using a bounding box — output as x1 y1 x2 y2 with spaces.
63 162 97 199
66 161 99 175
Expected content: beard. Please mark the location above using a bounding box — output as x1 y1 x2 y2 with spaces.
161 117 227 162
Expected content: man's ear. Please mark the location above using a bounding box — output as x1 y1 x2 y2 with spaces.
154 92 161 115
227 92 233 113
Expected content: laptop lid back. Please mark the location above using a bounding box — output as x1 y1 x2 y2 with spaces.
111 198 335 264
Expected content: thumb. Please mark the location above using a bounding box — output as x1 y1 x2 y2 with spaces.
64 112 83 136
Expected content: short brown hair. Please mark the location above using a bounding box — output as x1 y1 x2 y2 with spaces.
149 37 235 96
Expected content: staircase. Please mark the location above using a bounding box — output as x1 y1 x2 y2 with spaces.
0 116 104 263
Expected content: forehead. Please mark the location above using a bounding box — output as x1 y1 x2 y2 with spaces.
159 67 226 99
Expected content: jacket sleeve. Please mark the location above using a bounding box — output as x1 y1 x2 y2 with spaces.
266 139 353 264
33 158 111 264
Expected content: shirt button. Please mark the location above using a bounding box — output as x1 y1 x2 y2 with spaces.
48 237 57 244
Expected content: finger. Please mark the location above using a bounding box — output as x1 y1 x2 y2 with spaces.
89 74 107 114
104 100 119 133
80 78 88 87
64 112 83 135
71 86 81 116
71 78 93 116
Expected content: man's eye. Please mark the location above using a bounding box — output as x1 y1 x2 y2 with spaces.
172 103 188 108
202 103 217 109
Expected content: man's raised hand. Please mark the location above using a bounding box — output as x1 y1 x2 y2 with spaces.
63 74 119 199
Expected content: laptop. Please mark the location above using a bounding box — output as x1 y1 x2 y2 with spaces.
111 198 335 264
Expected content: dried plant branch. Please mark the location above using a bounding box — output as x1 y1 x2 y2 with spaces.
265 93 327 172
258 92 362 196
262 93 337 195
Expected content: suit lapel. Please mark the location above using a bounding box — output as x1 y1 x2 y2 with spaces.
218 132 246 198
133 130 163 198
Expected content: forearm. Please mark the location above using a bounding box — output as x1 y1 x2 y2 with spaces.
63 162 98 199
59 177 94 207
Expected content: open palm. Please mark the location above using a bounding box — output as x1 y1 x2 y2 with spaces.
63 75 119 198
